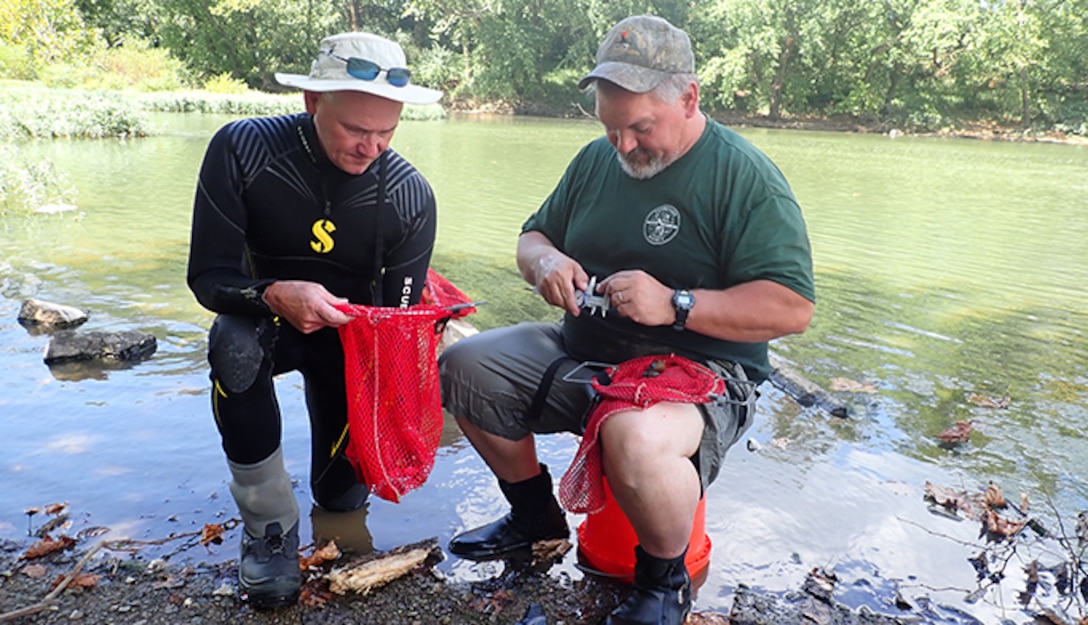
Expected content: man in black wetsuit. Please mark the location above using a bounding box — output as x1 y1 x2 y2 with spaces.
186 32 441 608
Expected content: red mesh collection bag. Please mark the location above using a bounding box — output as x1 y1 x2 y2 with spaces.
336 269 475 502
559 354 725 514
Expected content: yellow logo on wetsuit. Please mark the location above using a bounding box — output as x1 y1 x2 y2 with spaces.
310 219 336 253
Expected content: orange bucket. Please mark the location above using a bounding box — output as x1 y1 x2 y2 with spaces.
576 477 711 580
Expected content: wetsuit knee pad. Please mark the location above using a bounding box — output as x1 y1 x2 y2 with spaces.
208 315 269 394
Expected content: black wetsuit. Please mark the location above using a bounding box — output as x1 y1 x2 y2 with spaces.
187 113 436 509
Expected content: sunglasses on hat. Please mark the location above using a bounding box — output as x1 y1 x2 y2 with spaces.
323 51 412 87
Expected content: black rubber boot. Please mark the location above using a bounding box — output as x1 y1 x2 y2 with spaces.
239 521 301 609
449 464 569 560
605 546 691 625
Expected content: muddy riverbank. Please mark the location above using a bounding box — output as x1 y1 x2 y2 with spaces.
0 532 927 625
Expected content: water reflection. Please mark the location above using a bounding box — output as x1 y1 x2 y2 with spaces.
1 114 1086 623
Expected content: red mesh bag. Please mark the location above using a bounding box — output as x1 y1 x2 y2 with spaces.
420 268 475 312
559 355 725 514
336 270 474 502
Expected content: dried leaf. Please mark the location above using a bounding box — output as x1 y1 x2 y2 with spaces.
300 540 341 569
299 585 331 608
924 481 987 520
21 535 76 560
531 538 571 564
1024 560 1039 584
925 481 963 510
66 573 101 589
22 563 48 578
152 573 187 589
50 572 101 591
199 523 226 546
984 509 1026 537
936 420 973 443
830 378 877 393
24 503 68 517
967 393 1011 409
984 481 1006 509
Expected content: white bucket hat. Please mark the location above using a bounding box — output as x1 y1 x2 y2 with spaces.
275 32 442 105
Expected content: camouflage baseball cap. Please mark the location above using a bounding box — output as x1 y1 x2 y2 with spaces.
578 15 695 92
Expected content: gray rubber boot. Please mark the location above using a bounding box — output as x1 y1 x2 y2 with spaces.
228 447 301 609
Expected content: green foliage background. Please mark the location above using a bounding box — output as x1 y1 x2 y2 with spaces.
2 0 1087 133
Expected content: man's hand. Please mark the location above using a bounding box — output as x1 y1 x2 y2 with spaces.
262 280 353 334
517 232 589 316
599 270 674 326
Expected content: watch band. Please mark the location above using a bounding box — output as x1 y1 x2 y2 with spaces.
672 289 694 331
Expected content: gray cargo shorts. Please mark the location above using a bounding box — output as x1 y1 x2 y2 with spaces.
437 322 757 491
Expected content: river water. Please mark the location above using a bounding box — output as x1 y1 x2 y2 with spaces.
2 112 1086 624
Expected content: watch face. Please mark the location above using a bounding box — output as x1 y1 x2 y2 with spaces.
674 290 695 309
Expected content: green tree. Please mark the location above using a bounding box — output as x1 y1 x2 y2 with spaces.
155 0 344 88
694 0 813 118
0 0 97 78
74 0 160 46
973 0 1088 129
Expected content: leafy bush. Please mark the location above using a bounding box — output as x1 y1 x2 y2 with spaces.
0 144 77 215
0 42 35 80
95 42 189 91
39 40 189 92
204 73 250 95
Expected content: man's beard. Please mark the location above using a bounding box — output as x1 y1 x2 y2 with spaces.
616 148 673 179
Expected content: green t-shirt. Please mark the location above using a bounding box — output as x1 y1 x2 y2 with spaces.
522 117 814 381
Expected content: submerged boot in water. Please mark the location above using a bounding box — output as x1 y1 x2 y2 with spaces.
605 546 691 625
228 447 301 608
449 464 569 560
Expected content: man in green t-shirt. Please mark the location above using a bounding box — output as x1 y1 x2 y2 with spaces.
439 14 814 625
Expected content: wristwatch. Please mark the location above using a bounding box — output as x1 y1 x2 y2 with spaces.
671 289 695 331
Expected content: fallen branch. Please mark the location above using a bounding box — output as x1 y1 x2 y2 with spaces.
767 352 849 417
327 537 442 595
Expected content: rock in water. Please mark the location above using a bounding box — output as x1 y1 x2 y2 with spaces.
44 330 157 365
18 299 89 329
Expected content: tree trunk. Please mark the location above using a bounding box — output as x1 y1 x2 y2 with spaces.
349 0 361 30
462 40 472 83
769 36 795 121
1019 65 1031 130
882 62 902 118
